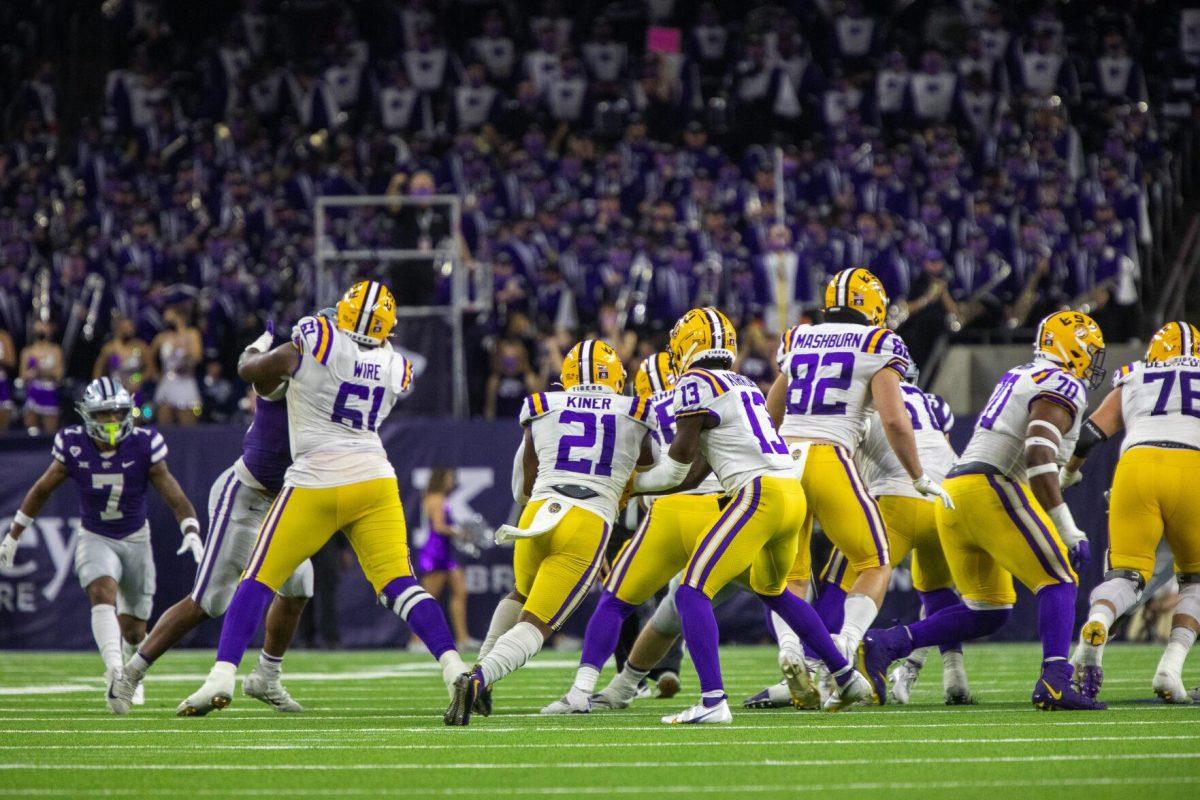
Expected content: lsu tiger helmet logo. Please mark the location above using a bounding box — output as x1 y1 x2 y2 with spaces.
824 268 889 327
1035 311 1106 388
1145 320 1200 364
635 352 676 398
336 280 398 347
561 340 625 393
668 307 737 373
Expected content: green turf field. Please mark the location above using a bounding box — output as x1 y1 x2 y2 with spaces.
0 643 1197 799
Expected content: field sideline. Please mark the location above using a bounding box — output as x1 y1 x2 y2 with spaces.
0 644 1197 799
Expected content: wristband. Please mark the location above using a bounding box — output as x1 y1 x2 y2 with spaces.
13 510 34 528
1025 462 1058 477
180 517 200 535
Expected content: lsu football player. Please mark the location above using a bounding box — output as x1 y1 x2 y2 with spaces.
178 281 468 715
542 352 726 714
861 311 1107 711
1062 321 1200 703
443 340 654 726
764 269 952 689
628 307 871 723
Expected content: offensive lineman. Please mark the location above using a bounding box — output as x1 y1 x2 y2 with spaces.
0 378 201 704
444 340 655 726
178 280 468 715
861 311 1107 710
1063 321 1200 703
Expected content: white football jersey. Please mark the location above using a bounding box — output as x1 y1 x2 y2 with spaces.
521 388 652 521
776 322 912 452
673 368 795 495
285 315 413 488
858 385 957 500
957 359 1086 482
1114 358 1200 453
645 388 724 495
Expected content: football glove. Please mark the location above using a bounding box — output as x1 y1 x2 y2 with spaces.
1058 466 1082 490
1069 539 1091 570
0 534 18 570
1047 504 1089 568
177 517 204 563
247 321 275 354
913 474 954 509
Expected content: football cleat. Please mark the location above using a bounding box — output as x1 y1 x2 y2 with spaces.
472 683 493 717
132 682 145 706
541 694 590 715
780 653 822 709
943 664 974 705
743 679 794 709
661 699 732 724
444 668 483 726
1032 662 1107 711
889 660 921 705
589 685 635 711
106 669 138 715
858 630 908 705
1080 620 1107 648
177 667 235 717
1152 670 1193 704
823 670 872 712
243 669 304 713
1076 664 1104 699
655 672 681 699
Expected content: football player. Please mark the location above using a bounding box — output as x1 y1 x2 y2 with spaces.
176 281 468 715
541 351 726 714
763 268 952 698
628 307 871 723
1062 321 1200 702
105 322 315 714
860 311 1107 711
0 378 201 704
443 340 655 726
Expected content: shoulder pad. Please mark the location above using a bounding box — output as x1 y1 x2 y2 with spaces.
519 392 553 425
1112 361 1141 389
627 395 653 424
292 315 335 366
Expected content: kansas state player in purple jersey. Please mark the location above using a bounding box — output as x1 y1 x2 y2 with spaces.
0 378 200 706
106 323 315 715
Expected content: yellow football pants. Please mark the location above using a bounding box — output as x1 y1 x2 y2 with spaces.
820 495 955 593
246 478 411 594
513 500 610 629
935 473 1076 606
1108 446 1200 582
786 444 889 584
605 493 724 606
682 475 808 598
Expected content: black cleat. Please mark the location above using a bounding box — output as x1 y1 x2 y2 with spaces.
444 669 481 726
472 682 493 717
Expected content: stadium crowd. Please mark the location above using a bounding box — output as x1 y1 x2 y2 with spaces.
0 0 1197 428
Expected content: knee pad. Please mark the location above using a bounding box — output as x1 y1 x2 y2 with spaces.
1088 573 1143 619
1175 579 1200 624
648 589 682 637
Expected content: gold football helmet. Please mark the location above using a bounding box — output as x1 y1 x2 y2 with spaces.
1145 320 1200 364
561 339 626 393
824 268 889 327
635 352 676 397
1035 311 1106 388
336 280 397 347
668 307 737 373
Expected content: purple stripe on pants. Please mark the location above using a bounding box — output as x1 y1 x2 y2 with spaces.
986 476 1066 582
190 473 240 602
549 522 611 629
605 511 651 594
834 448 887 565
692 478 761 591
247 487 293 580
682 485 747 587
1012 482 1075 580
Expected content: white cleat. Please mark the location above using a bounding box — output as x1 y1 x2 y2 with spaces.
822 670 872 712
661 699 732 724
743 679 794 709
243 669 304 713
105 669 139 715
589 686 634 711
943 666 974 705
780 653 821 709
132 681 145 706
1152 670 1193 704
177 665 236 717
889 660 921 705
541 693 591 715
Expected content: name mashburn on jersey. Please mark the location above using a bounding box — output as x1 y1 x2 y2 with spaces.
858 386 956 499
645 387 724 495
288 315 414 488
52 425 166 537
520 389 653 521
957 360 1087 481
1112 357 1200 452
673 368 794 495
776 322 911 451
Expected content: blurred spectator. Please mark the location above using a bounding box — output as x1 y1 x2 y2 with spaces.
19 319 63 435
150 305 202 426
413 467 473 648
0 327 15 431
484 338 539 421
93 313 154 405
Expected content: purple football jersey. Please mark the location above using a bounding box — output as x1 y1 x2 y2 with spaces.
52 425 167 538
242 394 291 493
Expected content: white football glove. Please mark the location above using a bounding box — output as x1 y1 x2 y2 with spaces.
1047 504 1085 548
177 518 204 563
246 321 275 354
1058 466 1082 490
0 534 18 570
913 474 954 509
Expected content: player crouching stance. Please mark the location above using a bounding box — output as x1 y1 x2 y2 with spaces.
444 340 655 726
1064 321 1200 703
0 378 201 707
629 308 871 723
860 312 1106 710
179 281 467 715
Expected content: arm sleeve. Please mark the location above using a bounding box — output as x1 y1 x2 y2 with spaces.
292 315 333 365
51 431 66 463
672 373 719 421
390 353 415 396
149 430 169 464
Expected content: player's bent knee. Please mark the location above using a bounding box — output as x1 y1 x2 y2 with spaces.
649 594 682 637
1088 572 1143 618
1174 578 1200 624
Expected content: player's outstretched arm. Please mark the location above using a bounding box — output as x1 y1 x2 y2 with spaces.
238 341 299 387
871 369 953 507
0 461 68 567
632 413 706 495
1062 386 1124 482
148 461 203 563
1026 399 1088 566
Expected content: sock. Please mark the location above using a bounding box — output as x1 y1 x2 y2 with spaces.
256 650 283 679
942 649 965 675
380 577 457 660
215 580 275 666
121 638 139 663
568 665 600 704
701 689 727 708
609 663 650 697
479 621 544 686
125 652 151 678
1037 583 1077 662
839 593 879 651
905 603 1010 652
906 650 929 669
766 610 803 662
91 605 123 674
1157 627 1197 676
758 589 847 673
813 583 847 633
479 598 524 660
919 588 964 655
580 592 637 670
674 585 724 698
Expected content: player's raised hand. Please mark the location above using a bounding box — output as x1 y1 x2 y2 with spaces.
248 321 275 354
1058 466 1082 490
913 474 954 509
0 534 18 569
